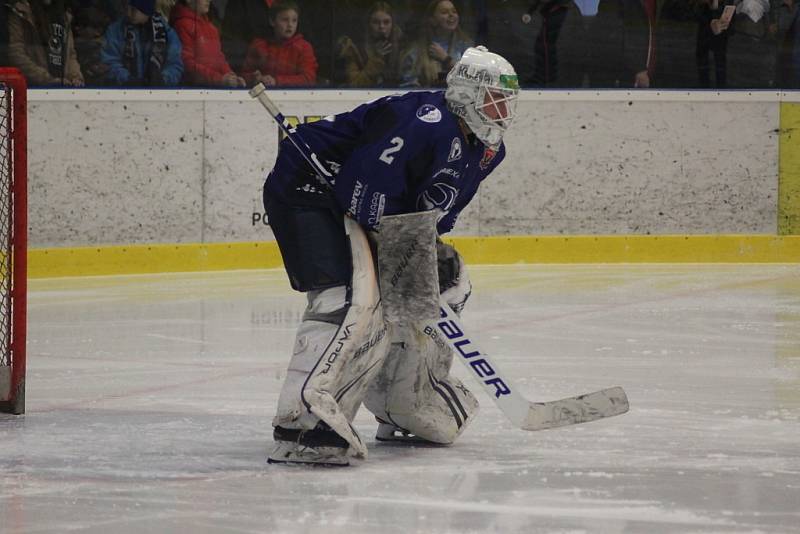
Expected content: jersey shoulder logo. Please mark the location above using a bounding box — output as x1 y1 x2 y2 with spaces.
416 104 442 123
479 147 497 170
448 137 462 162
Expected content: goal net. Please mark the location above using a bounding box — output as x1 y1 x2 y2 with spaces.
0 68 27 415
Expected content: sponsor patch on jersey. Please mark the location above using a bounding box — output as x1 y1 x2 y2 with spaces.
433 167 460 180
349 180 366 217
368 192 386 226
448 137 462 162
416 104 442 123
479 147 497 170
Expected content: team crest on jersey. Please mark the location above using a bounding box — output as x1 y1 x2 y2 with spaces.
417 183 457 214
479 147 497 170
448 137 462 162
416 104 442 123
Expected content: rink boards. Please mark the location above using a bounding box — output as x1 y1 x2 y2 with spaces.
24 89 800 276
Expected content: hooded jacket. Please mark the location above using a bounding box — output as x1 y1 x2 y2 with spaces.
101 13 183 86
241 32 317 86
169 2 234 85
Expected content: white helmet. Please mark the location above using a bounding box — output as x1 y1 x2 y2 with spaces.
445 46 520 150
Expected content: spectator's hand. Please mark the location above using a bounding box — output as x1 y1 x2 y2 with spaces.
710 18 729 34
768 22 778 36
222 72 245 87
634 70 650 88
376 39 392 57
66 77 85 87
260 74 277 87
428 42 448 62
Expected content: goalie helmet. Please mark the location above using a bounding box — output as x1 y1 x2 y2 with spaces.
445 46 520 150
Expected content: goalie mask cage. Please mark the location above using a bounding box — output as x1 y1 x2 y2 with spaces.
0 68 27 415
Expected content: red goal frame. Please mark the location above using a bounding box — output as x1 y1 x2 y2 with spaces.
0 67 27 415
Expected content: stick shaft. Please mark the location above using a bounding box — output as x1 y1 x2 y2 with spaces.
431 302 629 430
249 83 332 180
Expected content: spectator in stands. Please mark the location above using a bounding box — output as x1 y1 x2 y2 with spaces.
532 0 655 88
241 0 318 86
170 0 246 86
657 0 699 87
399 0 473 87
776 0 800 87
696 0 735 88
6 0 85 86
157 0 178 18
221 0 273 73
101 0 184 86
466 1 536 86
726 0 782 88
334 1 403 87
71 1 125 86
1 3 9 65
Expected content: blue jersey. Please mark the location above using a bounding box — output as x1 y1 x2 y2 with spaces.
264 91 505 235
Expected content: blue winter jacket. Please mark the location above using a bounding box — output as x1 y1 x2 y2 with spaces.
101 16 183 86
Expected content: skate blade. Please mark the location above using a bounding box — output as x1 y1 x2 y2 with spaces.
267 456 350 467
268 442 351 467
375 428 442 445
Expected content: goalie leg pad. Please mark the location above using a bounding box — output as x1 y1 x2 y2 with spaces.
272 218 390 460
273 286 349 431
364 326 479 445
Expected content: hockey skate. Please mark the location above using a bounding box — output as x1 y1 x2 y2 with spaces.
374 419 444 445
268 425 352 467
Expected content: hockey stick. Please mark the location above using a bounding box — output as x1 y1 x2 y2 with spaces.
429 302 628 430
250 83 630 430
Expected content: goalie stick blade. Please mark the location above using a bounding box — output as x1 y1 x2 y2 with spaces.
521 386 629 431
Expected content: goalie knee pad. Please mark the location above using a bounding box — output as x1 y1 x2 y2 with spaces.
364 326 479 445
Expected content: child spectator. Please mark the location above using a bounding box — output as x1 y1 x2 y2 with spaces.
7 0 85 86
101 0 184 86
241 0 317 87
335 1 403 87
399 0 472 87
170 0 245 87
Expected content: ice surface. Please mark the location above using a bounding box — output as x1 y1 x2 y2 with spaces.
2 265 799 533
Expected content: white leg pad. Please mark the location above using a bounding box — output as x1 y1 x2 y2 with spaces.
364 325 479 444
272 218 390 460
273 287 346 430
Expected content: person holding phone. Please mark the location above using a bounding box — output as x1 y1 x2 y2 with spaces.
334 1 404 87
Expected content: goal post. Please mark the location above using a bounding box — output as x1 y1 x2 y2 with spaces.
0 68 27 415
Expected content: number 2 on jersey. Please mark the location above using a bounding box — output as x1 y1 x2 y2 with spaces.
379 137 404 165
